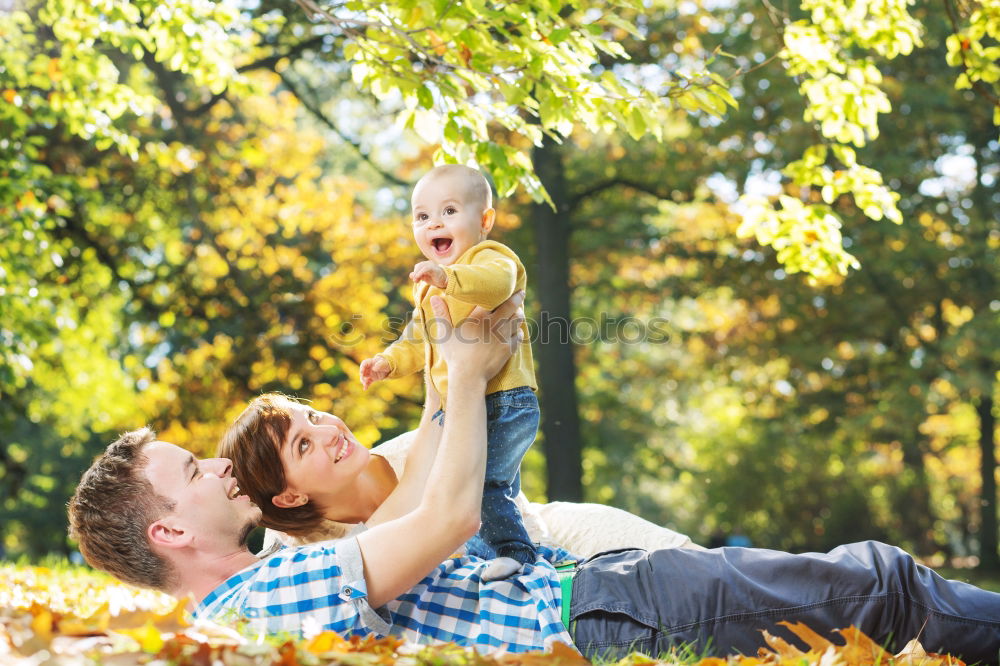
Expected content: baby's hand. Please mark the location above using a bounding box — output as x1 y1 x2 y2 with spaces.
360 355 391 390
410 261 448 289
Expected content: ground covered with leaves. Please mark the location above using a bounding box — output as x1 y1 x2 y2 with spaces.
1 563 969 665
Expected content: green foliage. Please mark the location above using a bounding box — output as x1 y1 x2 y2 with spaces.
503 0 999 562
736 0 919 278
1 0 998 567
945 0 1000 125
318 0 735 202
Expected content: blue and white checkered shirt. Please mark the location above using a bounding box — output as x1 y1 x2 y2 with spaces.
194 537 574 653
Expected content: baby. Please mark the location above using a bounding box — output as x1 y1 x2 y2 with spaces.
360 164 538 580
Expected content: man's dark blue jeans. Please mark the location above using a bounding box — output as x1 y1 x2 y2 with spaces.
434 386 539 565
569 541 1000 664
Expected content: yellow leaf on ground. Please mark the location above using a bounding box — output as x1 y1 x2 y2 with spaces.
28 603 54 643
305 629 351 654
896 638 927 660
779 621 836 652
759 627 809 659
107 598 189 633
834 626 887 665
498 641 590 666
117 621 165 653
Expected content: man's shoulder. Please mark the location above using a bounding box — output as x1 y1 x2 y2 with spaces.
225 541 352 588
259 539 344 563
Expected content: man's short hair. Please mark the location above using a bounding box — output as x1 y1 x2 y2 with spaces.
67 428 176 591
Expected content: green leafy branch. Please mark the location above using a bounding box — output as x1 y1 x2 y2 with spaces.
295 0 736 204
944 0 1000 126
737 0 920 279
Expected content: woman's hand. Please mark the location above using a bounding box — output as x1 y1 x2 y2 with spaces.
430 290 525 383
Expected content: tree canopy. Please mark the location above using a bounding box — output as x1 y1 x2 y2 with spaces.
1 0 998 569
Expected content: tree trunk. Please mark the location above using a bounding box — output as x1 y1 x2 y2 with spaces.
894 428 937 554
530 138 583 502
977 391 999 571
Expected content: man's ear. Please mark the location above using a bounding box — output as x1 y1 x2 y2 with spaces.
272 490 308 509
148 519 193 550
480 207 496 236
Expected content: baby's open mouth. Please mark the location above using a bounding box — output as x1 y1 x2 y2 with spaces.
431 238 452 253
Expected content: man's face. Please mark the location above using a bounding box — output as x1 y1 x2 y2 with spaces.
143 441 261 548
411 172 492 266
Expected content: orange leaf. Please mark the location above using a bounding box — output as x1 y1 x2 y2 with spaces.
778 620 836 652
2 89 16 103
15 191 36 211
835 625 889 665
428 30 447 56
276 640 299 666
497 641 590 666
759 628 807 659
304 630 350 654
47 57 62 82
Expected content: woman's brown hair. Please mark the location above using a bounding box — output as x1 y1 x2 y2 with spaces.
217 393 325 536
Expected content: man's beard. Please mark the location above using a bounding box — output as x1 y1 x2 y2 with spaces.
237 515 260 548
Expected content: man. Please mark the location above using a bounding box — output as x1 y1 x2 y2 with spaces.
70 295 1000 662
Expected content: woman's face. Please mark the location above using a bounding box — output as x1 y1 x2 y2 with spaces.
275 403 370 508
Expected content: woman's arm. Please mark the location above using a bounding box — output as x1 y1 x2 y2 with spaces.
356 292 524 608
365 374 443 526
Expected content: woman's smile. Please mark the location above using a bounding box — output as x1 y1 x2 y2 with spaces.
332 433 354 463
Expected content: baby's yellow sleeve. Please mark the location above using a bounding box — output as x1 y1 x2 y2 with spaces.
443 248 518 310
380 308 425 378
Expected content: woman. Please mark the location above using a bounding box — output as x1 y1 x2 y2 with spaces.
218 382 700 560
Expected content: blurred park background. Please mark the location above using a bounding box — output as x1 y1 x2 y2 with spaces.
1 0 999 580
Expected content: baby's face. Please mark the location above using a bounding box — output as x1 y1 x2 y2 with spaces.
411 172 491 266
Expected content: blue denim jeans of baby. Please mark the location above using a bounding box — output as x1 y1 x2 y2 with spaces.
569 541 1000 664
435 386 539 564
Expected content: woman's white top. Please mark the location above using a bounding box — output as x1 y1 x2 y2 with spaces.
263 431 699 558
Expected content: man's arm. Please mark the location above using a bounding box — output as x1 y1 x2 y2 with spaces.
356 292 524 608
